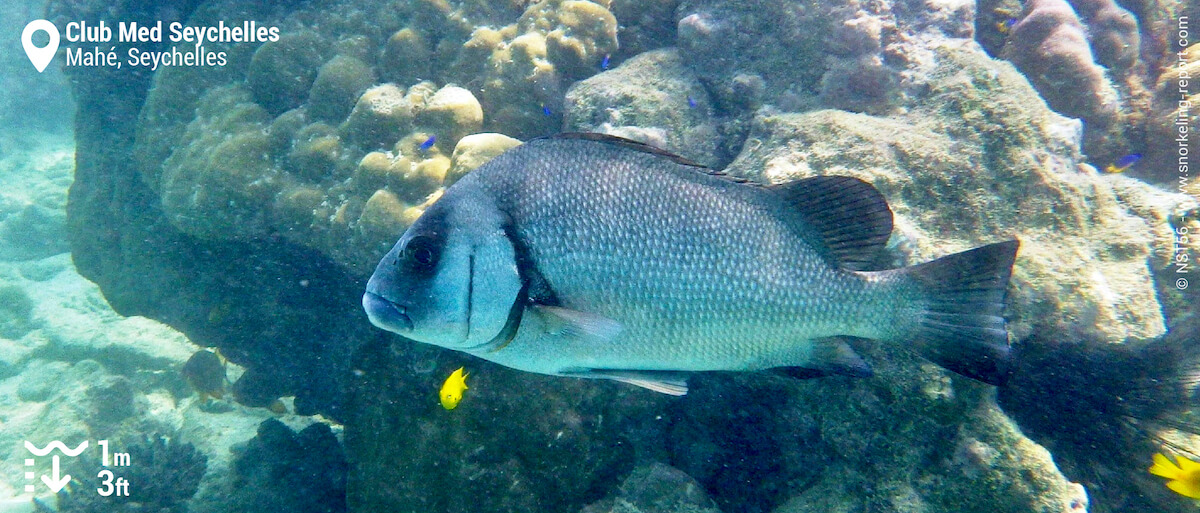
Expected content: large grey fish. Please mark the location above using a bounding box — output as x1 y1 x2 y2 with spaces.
363 133 1018 395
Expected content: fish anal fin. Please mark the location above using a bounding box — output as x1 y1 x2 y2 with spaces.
786 337 874 379
769 176 893 271
560 369 689 396
533 305 623 341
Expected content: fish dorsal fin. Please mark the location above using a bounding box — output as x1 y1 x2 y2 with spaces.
546 133 764 187
769 176 893 271
548 132 717 171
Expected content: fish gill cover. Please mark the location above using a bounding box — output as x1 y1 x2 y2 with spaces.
30 0 1199 511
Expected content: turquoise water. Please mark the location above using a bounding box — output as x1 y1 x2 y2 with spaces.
0 0 1197 512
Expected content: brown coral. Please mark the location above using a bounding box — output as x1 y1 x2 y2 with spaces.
1005 0 1118 124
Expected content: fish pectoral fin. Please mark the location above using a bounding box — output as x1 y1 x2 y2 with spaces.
774 337 873 379
532 305 623 341
560 369 689 396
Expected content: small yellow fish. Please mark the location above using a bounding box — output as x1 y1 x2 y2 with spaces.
1149 452 1200 498
440 367 469 410
1104 153 1142 174
996 18 1016 34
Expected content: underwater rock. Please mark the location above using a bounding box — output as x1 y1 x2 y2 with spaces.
247 31 330 116
84 375 138 425
308 55 376 123
175 396 340 513
998 317 1200 512
0 142 72 263
416 86 484 150
1069 0 1140 72
674 0 978 118
1103 175 1200 324
564 48 724 167
675 0 835 112
759 347 1088 513
0 285 34 340
0 203 68 262
581 462 721 513
229 419 347 513
607 0 677 58
15 360 69 403
342 84 414 150
727 43 1188 345
1005 0 1118 125
1144 42 1200 185
667 375 826 513
145 76 492 273
55 435 207 513
446 133 523 185
345 340 669 513
131 0 624 274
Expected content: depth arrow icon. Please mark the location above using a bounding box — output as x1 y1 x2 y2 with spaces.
41 455 70 493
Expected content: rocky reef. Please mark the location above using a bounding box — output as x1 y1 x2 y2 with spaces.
132 0 619 275
979 0 1195 182
46 0 1199 512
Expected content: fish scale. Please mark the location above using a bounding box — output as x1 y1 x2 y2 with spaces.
364 133 1020 393
461 137 886 372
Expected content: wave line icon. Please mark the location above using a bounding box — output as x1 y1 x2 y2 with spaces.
25 441 88 457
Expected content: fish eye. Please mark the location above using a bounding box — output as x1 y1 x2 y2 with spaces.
402 235 440 270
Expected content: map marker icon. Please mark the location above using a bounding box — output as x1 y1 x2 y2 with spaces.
22 20 60 73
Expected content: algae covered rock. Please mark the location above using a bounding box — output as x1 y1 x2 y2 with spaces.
417 85 484 149
676 0 835 110
247 31 331 116
581 462 721 513
134 0 628 274
344 341 668 513
143 73 492 272
447 133 523 184
565 48 723 167
308 55 376 122
727 43 1191 344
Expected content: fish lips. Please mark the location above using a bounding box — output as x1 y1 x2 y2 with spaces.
362 291 414 333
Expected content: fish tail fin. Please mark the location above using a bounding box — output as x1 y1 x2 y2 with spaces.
892 240 1019 386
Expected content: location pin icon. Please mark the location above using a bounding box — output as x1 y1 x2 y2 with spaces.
22 20 60 73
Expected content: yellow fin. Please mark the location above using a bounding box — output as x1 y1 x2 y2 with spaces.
1167 478 1200 499
1151 452 1182 479
1176 454 1200 472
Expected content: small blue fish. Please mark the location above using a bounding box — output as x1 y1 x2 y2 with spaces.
601 54 611 70
1104 153 1141 173
687 96 697 108
419 135 436 152
542 105 552 117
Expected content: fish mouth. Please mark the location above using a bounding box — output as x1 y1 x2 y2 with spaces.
362 291 413 333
